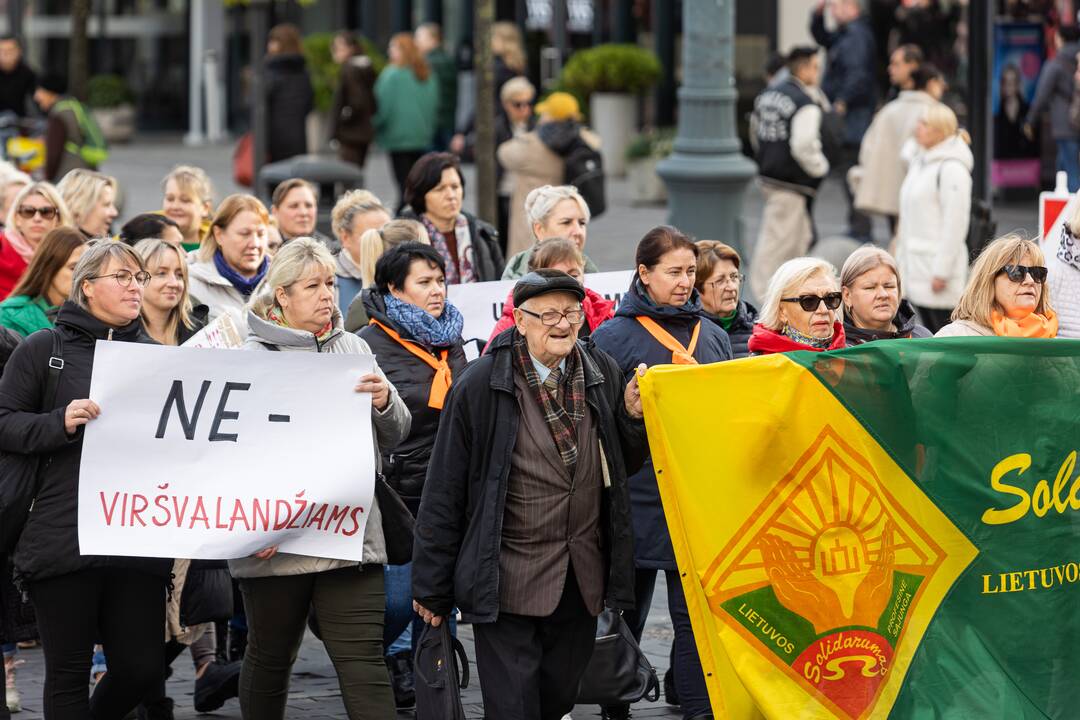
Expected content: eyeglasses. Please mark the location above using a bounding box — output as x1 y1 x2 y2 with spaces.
16 205 58 220
519 307 585 326
999 264 1048 284
781 292 843 312
509 100 533 109
705 272 744 289
88 270 152 288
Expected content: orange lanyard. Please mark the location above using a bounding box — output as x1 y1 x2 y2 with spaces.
370 319 452 409
635 316 700 365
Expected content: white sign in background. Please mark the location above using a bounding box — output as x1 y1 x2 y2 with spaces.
448 269 635 347
79 343 376 561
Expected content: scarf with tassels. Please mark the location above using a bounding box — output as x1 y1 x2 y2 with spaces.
511 331 585 473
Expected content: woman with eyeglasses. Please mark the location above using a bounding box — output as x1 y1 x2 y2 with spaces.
590 226 731 720
936 234 1057 338
694 240 758 358
0 228 85 336
841 245 931 345
895 103 973 333
0 242 172 719
0 182 72 301
748 256 847 354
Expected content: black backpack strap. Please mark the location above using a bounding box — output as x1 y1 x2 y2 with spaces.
43 329 64 410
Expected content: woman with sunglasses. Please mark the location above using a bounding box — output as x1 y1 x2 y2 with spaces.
694 240 757 358
936 234 1057 338
591 226 731 720
0 242 172 719
0 182 72 301
895 103 973 333
748 256 847 354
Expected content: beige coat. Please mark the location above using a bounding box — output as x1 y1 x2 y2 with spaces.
935 319 994 337
854 91 941 217
498 127 601 258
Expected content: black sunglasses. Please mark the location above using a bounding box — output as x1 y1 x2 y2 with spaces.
999 264 1048 284
781 292 843 312
508 100 533 109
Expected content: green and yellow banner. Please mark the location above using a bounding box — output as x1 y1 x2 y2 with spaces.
639 338 1080 719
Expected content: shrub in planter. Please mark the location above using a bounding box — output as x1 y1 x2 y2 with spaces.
626 128 675 204
87 75 134 109
88 74 135 143
558 44 662 108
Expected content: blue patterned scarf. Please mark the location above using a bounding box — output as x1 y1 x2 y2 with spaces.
214 250 268 297
383 293 464 348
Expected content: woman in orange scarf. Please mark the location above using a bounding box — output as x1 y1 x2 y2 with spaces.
936 234 1058 338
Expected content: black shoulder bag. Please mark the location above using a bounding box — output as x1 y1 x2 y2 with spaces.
0 330 64 554
576 608 661 706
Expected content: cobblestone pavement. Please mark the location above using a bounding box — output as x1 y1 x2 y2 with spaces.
6 574 683 719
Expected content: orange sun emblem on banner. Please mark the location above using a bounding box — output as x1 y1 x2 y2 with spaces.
701 426 949 720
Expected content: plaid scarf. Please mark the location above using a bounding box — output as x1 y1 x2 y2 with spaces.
511 331 585 473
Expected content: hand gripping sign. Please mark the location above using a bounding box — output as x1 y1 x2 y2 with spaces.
78 342 376 561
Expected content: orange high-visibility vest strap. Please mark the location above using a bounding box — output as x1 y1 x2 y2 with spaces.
635 316 700 365
369 319 452 409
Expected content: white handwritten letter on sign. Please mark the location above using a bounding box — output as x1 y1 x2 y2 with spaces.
79 342 376 561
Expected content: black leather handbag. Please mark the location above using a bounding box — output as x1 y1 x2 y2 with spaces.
414 620 469 720
374 473 414 565
576 609 661 705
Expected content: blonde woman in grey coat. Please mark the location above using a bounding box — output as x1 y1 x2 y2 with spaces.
232 237 411 720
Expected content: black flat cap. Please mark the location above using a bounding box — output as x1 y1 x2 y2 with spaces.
513 269 586 307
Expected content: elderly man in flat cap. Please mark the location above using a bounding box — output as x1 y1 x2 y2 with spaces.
412 269 646 719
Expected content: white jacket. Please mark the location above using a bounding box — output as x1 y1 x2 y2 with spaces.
188 259 254 324
1042 225 1080 338
855 91 941 216
896 135 974 310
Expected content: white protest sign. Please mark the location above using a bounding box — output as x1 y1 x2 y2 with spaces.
79 343 375 561
182 310 244 349
448 269 635 345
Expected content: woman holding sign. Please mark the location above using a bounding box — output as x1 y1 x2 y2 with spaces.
235 238 410 720
0 241 172 719
590 226 731 720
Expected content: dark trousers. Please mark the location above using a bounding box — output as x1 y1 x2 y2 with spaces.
30 568 166 720
623 569 711 718
238 566 393 720
912 304 953 334
836 145 873 242
389 150 426 213
473 570 598 720
0 647 8 720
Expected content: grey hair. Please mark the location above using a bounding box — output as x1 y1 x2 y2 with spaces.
248 237 337 319
331 189 389 240
524 185 590 241
758 256 839 331
70 240 146 310
840 245 902 296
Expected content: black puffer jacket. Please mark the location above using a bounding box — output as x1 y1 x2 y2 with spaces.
357 290 467 515
0 302 173 584
265 53 314 162
844 299 932 345
399 207 505 281
412 331 642 622
704 300 758 359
